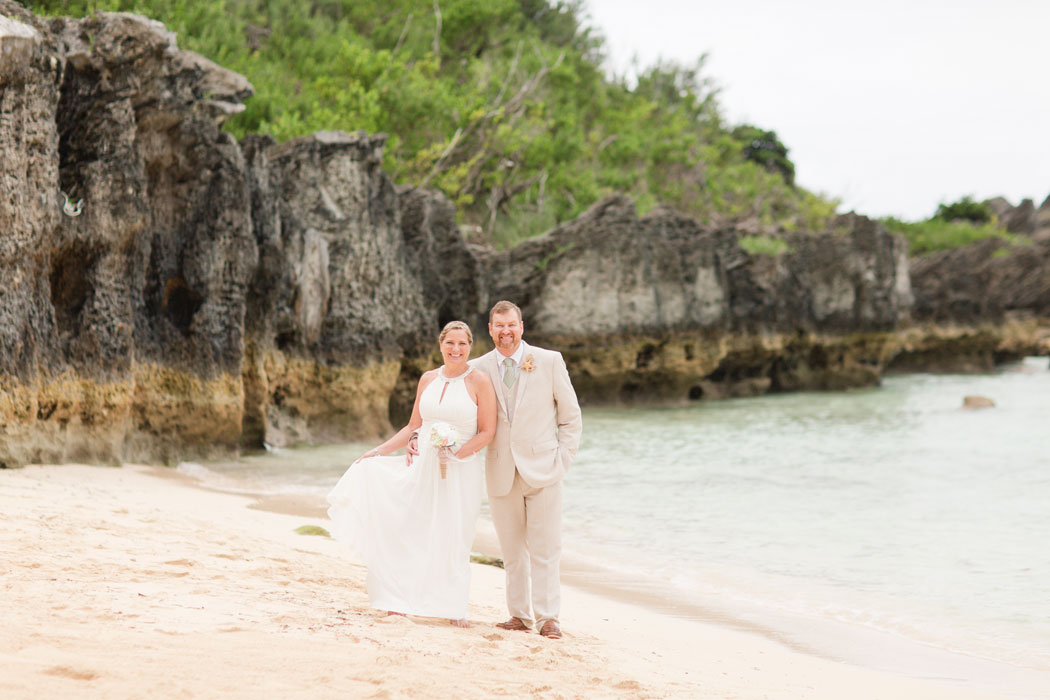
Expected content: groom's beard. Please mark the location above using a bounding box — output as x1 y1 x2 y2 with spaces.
497 339 520 354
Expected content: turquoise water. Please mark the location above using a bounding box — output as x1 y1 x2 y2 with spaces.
183 357 1050 690
564 357 1050 682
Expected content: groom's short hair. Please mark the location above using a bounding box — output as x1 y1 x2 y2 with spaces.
489 300 522 323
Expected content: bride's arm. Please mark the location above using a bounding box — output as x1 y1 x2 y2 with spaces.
360 372 435 459
453 372 497 460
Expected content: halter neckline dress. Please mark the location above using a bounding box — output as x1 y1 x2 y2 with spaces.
327 366 483 618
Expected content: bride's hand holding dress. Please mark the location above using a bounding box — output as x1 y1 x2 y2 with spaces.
326 322 496 625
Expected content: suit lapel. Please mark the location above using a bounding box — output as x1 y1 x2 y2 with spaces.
511 341 531 417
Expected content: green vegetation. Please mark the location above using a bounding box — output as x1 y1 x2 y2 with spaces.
739 235 790 257
882 217 1003 256
294 525 331 537
30 0 838 247
731 125 794 186
470 553 504 568
883 195 1028 256
935 195 992 224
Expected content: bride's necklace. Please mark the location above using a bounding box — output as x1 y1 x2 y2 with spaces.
437 365 470 403
440 364 470 380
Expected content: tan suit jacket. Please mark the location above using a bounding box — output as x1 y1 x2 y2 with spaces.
474 341 583 497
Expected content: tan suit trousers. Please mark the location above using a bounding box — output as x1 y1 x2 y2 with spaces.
489 470 562 626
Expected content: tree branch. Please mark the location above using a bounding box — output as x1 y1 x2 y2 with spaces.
432 0 442 60
419 127 463 189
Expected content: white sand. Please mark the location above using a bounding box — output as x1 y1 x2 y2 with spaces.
0 464 1028 699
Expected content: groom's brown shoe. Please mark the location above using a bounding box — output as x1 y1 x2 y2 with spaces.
538 620 562 639
495 617 531 632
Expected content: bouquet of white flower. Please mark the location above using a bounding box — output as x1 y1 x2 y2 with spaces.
429 422 458 479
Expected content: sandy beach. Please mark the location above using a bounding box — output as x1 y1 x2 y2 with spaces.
0 463 1024 699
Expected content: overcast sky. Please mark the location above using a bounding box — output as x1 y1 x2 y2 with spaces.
584 0 1050 220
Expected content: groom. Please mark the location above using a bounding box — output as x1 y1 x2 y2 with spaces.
475 300 582 640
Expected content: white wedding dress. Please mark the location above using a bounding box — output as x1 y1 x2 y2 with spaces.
326 367 483 619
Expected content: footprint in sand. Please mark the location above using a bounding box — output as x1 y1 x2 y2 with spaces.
145 570 189 578
43 666 98 681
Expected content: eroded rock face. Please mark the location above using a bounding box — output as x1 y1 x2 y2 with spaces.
241 132 440 445
911 238 1050 322
398 185 485 330
2 8 61 386
897 235 1050 371
1 5 259 465
0 6 420 463
481 198 914 402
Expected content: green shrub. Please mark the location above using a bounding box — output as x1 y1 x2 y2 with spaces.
731 125 795 187
882 216 1021 256
739 235 790 257
935 195 992 224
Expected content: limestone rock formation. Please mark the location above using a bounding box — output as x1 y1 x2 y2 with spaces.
899 233 1050 372
985 195 1050 238
482 198 913 401
2 4 258 465
241 131 440 446
0 5 434 463
397 185 486 330
901 190 1050 372
1037 195 1050 236
3 3 1048 467
910 237 1050 322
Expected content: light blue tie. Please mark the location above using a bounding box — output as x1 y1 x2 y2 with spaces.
503 357 516 388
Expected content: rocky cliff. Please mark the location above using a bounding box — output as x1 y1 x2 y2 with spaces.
899 205 1050 371
0 5 463 465
2 4 1048 467
480 200 914 401
3 6 259 465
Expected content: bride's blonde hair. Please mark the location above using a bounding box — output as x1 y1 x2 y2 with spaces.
438 320 473 344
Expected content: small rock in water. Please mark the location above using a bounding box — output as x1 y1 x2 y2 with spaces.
962 395 995 409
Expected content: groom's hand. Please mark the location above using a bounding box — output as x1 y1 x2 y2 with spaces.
406 433 419 466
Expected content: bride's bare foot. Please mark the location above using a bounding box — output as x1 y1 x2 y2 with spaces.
450 618 471 628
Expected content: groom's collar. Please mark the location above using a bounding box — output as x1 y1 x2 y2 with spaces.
496 342 525 365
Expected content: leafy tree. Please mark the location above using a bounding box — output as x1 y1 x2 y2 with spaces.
934 195 992 224
28 0 836 246
731 125 795 187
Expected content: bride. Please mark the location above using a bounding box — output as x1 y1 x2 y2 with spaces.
326 321 496 627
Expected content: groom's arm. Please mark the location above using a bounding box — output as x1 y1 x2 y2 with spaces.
551 352 582 466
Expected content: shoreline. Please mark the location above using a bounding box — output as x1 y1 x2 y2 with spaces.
162 463 1050 699
3 463 1044 699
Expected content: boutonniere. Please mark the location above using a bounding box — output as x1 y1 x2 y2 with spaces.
520 355 536 373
